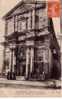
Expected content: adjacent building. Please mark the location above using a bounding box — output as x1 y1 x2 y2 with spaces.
57 0 62 78
2 0 61 80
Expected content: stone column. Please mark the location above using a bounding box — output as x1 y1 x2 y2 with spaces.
12 51 15 72
9 51 11 71
10 49 13 73
32 9 35 29
30 48 34 74
25 48 30 78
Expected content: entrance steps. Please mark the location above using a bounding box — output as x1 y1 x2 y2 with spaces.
16 76 25 81
0 77 61 89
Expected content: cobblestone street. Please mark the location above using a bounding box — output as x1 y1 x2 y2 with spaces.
0 86 62 97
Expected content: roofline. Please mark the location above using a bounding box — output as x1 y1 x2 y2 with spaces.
3 1 24 19
3 0 47 20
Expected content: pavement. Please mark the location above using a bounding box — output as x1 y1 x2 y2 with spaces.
0 77 62 89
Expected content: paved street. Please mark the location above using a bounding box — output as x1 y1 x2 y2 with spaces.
0 86 62 97
0 78 62 97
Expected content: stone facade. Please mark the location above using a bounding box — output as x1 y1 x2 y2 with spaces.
2 0 61 80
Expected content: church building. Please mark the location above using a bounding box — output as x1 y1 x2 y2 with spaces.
2 0 61 80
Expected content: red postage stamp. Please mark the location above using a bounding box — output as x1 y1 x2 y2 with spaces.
48 0 60 17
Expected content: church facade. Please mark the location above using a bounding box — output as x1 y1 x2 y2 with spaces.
2 0 61 80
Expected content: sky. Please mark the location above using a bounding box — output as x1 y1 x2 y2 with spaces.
0 0 60 72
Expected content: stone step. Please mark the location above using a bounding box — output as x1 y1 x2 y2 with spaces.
0 78 61 89
16 76 25 81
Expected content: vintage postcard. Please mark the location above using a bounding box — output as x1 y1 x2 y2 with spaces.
0 0 62 97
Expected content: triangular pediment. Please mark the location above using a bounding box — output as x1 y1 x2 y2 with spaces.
11 3 34 15
3 0 46 19
3 1 35 19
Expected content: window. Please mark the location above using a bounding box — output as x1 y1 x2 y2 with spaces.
15 16 18 32
7 17 14 35
27 12 32 30
18 20 26 32
18 46 26 61
37 48 44 62
38 8 48 29
21 21 26 30
43 49 49 63
17 15 27 32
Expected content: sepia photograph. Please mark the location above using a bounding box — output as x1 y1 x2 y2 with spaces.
0 0 62 97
